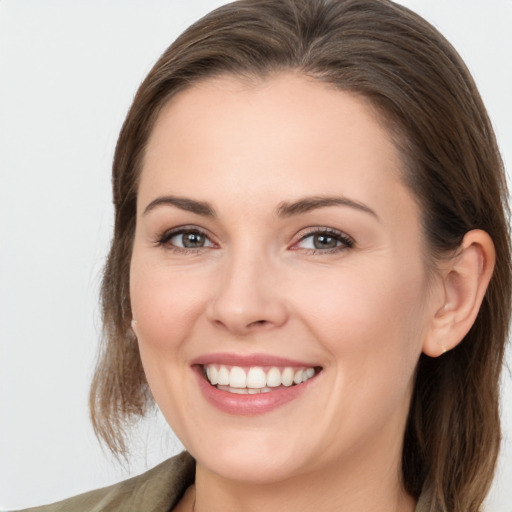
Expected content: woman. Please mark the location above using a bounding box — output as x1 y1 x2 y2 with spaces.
14 0 510 511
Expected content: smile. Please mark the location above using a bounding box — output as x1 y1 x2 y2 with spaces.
203 364 317 394
192 354 322 415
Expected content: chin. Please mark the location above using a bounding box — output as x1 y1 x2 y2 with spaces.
198 444 309 484
182 425 315 484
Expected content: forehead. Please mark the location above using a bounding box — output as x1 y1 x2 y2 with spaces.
139 72 415 222
147 73 396 156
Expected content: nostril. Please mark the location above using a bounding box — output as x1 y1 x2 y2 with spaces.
248 319 268 328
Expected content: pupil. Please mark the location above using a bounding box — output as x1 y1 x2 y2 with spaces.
314 234 337 249
183 232 204 248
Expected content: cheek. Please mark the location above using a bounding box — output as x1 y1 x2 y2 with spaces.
292 258 428 379
129 257 211 434
129 258 211 354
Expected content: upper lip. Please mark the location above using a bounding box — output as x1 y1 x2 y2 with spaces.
191 352 320 368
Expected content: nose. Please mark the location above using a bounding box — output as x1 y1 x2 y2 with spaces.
206 250 289 336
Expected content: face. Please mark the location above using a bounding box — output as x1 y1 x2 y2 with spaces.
130 73 440 485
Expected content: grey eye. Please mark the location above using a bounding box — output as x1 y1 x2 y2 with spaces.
170 230 213 249
311 233 339 249
294 229 354 252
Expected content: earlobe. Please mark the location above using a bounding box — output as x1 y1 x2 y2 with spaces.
422 229 495 358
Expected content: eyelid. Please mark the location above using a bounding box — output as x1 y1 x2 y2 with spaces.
154 224 353 254
155 225 218 250
290 227 354 252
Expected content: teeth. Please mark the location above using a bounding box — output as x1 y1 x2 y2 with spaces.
230 387 247 394
229 366 246 388
266 367 281 387
204 364 318 392
206 365 218 385
247 367 266 388
217 366 229 386
282 367 294 387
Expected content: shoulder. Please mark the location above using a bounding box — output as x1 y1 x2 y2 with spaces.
13 452 195 512
415 485 432 512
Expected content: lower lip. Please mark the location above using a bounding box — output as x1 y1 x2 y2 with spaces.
193 366 318 416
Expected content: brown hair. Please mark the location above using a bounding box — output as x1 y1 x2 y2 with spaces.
89 1 511 510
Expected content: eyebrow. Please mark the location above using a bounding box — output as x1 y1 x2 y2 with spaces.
143 196 216 217
142 194 378 220
276 196 379 219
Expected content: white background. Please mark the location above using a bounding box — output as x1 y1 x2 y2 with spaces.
0 1 511 510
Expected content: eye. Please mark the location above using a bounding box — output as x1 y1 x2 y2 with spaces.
292 228 354 253
157 227 216 251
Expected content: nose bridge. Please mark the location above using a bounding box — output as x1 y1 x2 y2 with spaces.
207 242 288 334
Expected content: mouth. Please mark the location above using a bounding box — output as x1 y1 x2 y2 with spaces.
192 354 322 415
201 364 321 394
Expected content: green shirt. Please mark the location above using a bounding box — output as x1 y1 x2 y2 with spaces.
16 452 430 512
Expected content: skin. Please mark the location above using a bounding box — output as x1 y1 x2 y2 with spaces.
129 73 493 512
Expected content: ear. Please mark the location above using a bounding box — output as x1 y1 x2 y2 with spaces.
422 229 495 357
131 318 139 336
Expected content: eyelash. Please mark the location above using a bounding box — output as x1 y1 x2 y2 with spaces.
155 226 354 254
155 226 217 254
292 227 354 254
